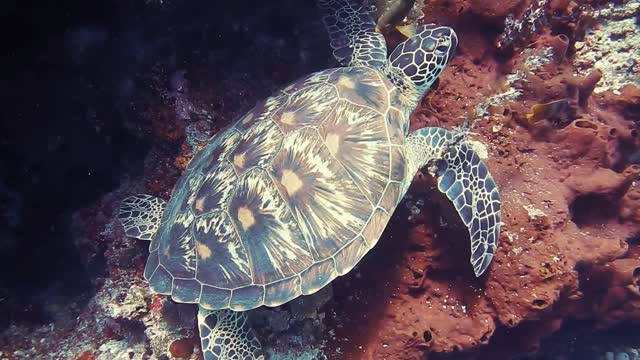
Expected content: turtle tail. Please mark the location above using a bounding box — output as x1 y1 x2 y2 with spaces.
118 194 166 241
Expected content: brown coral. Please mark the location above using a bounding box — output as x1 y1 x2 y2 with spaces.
323 0 640 358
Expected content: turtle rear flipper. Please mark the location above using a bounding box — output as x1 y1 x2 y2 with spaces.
318 0 387 69
198 307 264 360
118 194 166 241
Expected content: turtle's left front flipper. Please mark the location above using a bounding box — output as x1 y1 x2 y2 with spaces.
317 0 387 69
198 307 264 360
406 127 501 277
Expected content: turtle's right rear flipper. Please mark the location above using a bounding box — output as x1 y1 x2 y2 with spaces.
198 307 264 360
317 0 387 69
118 194 166 241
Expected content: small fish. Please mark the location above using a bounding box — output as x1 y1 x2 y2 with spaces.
375 0 417 37
526 99 569 123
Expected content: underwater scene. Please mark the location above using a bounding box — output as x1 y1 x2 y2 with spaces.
1 0 639 359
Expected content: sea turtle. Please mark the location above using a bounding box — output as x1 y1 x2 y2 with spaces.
117 0 501 358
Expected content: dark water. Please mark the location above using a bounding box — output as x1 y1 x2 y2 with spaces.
1 0 146 325
0 0 326 326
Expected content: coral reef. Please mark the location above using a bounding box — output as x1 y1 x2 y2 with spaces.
1 0 639 359
512 321 640 360
320 0 640 358
574 1 640 94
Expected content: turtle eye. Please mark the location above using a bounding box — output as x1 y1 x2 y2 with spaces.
435 40 450 55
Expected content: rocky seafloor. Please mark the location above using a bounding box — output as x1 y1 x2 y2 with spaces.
0 0 639 359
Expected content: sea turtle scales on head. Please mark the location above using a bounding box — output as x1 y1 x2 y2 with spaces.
117 0 501 358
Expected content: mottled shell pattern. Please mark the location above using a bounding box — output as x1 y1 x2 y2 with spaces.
144 66 411 311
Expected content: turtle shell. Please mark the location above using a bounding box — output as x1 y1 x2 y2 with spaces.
144 66 411 311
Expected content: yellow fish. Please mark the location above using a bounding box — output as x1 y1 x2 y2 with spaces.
526 99 569 123
375 0 417 37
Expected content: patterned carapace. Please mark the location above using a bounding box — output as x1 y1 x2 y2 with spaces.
143 66 411 312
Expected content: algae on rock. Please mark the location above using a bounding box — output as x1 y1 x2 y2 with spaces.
574 1 640 94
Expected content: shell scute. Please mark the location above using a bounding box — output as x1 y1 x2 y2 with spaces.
192 163 236 217
329 67 389 110
143 250 160 281
282 69 337 94
333 235 368 276
188 129 241 172
361 208 390 248
149 182 201 302
234 93 288 133
300 258 337 296
158 210 197 279
229 285 265 311
172 278 201 303
379 181 402 210
270 127 372 260
390 145 408 182
200 285 231 310
319 101 389 205
148 265 173 295
228 120 284 175
151 172 203 252
264 276 301 307
193 211 252 289
387 107 408 144
229 168 314 285
272 84 339 133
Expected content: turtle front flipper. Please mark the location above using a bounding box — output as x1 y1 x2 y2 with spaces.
198 307 264 360
406 127 501 277
118 194 166 240
317 0 387 69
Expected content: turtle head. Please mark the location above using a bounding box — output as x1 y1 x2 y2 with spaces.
388 24 458 100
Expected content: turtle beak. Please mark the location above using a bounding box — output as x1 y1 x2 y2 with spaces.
449 30 458 58
432 26 458 63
